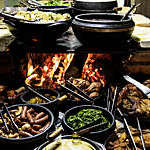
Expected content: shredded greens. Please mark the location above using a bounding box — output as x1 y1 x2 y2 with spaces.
67 108 110 130
43 0 71 6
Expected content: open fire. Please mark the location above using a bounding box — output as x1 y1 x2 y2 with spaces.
82 54 110 87
25 53 74 88
25 53 108 89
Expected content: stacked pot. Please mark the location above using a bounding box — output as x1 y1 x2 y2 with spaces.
72 0 118 15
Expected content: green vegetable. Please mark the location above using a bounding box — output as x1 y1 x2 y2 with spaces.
67 108 109 130
43 0 71 6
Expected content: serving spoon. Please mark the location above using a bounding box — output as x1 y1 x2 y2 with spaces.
73 121 108 136
121 3 142 21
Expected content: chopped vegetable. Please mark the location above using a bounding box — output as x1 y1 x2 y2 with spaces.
40 0 71 6
67 108 109 130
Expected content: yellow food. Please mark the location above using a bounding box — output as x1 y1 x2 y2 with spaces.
27 94 56 104
14 10 71 23
42 139 96 150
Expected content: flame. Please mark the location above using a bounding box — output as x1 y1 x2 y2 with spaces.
82 53 110 87
25 53 108 89
25 53 74 88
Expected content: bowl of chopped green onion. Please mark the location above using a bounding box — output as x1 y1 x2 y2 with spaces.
62 105 115 142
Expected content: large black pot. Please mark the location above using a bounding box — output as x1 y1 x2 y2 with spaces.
0 7 72 43
73 0 117 11
72 13 135 47
62 105 116 142
0 104 54 149
37 135 106 150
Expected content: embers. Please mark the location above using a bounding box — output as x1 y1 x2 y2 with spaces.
82 54 111 87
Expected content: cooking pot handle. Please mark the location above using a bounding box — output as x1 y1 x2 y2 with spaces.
113 7 123 12
46 127 64 141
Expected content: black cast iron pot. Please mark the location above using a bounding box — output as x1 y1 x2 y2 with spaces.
72 13 135 47
73 0 117 11
20 88 60 113
62 105 116 142
37 135 106 150
0 104 54 149
0 7 72 43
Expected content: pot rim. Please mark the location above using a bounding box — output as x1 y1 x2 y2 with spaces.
0 103 54 142
73 7 115 13
62 105 115 134
37 135 106 150
74 13 132 24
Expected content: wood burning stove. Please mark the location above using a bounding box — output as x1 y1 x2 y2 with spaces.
1 28 135 86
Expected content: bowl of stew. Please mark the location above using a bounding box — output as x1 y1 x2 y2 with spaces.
20 88 60 111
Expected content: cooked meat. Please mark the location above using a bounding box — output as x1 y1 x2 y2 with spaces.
106 127 150 150
89 92 99 98
118 79 150 119
85 82 101 92
72 78 90 90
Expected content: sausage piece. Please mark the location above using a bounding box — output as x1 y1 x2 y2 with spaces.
27 108 34 113
32 124 42 130
27 112 34 124
21 106 28 119
35 112 45 120
19 131 33 137
39 121 50 132
34 115 48 124
28 128 40 134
